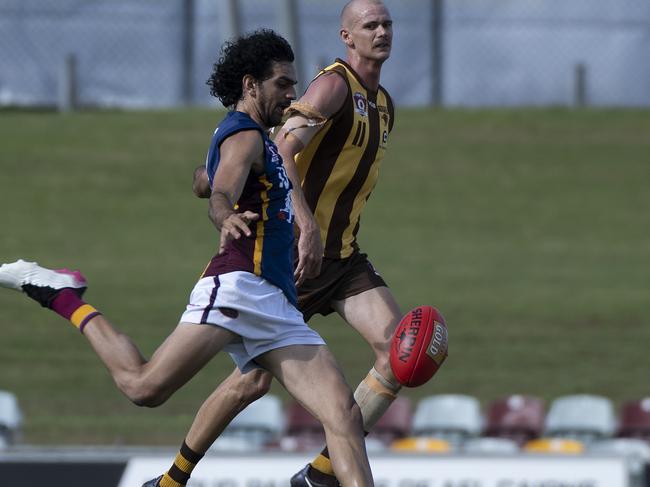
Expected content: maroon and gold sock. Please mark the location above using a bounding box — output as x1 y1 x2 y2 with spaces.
159 441 204 487
50 289 101 333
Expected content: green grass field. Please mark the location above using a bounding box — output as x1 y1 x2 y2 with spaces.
1 108 649 445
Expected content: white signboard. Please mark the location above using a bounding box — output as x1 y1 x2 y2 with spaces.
119 454 628 487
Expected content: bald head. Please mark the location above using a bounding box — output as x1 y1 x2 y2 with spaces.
339 0 392 69
340 0 386 29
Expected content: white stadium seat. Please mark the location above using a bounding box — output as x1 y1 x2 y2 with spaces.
210 394 285 451
412 394 482 447
208 436 261 452
544 394 615 443
364 436 387 452
589 438 650 485
0 390 23 446
589 437 650 460
462 437 520 454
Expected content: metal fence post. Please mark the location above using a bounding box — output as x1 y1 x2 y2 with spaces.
181 0 195 106
574 63 588 108
278 0 303 96
220 0 241 41
431 0 444 107
58 53 77 112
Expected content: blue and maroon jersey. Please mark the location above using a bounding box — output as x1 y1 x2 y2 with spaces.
202 111 297 305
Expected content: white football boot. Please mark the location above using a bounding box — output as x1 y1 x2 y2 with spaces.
0 259 87 307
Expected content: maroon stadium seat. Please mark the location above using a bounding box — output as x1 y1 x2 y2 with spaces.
368 396 413 445
282 397 413 450
484 395 545 446
281 400 325 451
618 398 650 442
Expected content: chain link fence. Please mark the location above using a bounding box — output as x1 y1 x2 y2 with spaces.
0 0 648 109
0 0 189 108
443 0 650 106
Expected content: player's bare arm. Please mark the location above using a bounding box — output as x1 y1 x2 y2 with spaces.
276 130 322 285
192 165 211 198
276 72 348 285
209 129 263 253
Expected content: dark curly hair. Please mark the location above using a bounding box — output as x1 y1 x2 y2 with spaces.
207 29 295 109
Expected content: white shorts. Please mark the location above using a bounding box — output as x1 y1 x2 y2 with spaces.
181 271 325 372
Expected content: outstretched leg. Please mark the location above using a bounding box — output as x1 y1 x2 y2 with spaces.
83 315 234 406
0 260 235 407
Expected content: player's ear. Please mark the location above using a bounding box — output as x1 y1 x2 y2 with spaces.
242 74 257 98
340 28 354 48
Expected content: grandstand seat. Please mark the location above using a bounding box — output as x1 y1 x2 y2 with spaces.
618 398 650 442
0 390 23 446
462 437 520 454
367 396 413 446
589 438 650 483
484 394 545 446
411 394 482 448
282 397 410 451
589 437 650 460
365 436 387 452
544 394 615 444
391 437 451 453
280 400 324 451
210 394 285 451
208 436 262 452
523 437 585 454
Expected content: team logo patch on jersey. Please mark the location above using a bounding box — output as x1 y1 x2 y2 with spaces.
266 141 281 165
353 92 368 117
379 130 389 149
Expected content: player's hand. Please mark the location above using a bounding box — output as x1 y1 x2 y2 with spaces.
219 211 260 254
294 225 323 286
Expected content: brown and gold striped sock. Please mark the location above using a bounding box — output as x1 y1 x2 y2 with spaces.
310 449 336 477
159 441 204 487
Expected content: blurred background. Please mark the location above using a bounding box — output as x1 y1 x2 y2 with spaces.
2 0 650 109
1 1 649 486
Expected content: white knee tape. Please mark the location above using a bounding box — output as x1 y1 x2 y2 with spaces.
354 368 401 431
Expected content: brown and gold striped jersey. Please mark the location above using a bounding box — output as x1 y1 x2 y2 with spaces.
296 58 395 259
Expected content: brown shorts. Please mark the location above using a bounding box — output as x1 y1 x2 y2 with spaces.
297 251 387 321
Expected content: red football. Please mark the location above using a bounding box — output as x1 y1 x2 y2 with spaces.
390 306 448 387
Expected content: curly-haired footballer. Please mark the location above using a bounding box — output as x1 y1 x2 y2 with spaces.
0 29 374 487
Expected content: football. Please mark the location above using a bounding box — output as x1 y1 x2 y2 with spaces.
390 305 448 387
